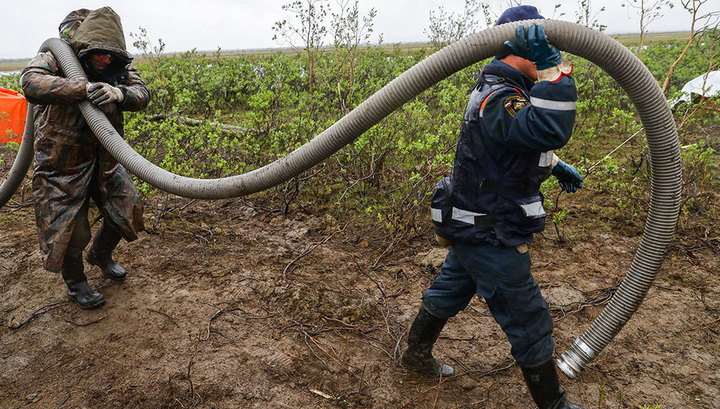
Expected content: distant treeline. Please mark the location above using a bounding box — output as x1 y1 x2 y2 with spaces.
0 31 692 72
0 59 30 72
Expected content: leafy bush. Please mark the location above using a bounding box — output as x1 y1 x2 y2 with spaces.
0 73 21 92
120 33 718 240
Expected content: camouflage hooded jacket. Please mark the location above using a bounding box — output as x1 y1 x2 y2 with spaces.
21 6 149 146
20 7 149 272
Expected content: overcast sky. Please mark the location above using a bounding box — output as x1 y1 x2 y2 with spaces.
1 0 699 59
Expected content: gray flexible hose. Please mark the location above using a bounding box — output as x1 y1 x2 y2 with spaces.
0 20 681 377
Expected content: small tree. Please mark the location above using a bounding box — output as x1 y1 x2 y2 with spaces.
272 0 329 94
677 26 720 128
425 0 485 48
661 0 720 93
575 0 607 31
331 0 377 113
129 27 166 69
622 0 674 58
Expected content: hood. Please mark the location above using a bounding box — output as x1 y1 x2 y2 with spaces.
70 6 131 61
58 8 91 44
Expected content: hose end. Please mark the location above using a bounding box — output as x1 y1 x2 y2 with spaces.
556 354 580 378
557 338 596 378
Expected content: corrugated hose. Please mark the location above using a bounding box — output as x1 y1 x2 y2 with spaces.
0 20 681 377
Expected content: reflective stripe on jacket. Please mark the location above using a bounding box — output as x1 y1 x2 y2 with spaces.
433 59 577 246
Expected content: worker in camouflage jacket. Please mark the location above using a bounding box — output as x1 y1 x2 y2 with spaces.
21 7 149 309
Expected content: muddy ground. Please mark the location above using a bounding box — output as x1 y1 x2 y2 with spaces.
1 174 719 408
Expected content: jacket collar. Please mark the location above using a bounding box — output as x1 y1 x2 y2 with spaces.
483 58 535 91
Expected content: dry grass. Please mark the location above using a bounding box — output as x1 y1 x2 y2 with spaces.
0 59 28 72
611 31 692 45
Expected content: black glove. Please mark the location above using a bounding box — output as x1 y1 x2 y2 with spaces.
552 159 583 193
87 82 124 106
503 23 563 70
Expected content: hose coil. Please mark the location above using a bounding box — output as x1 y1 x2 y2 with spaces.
0 20 681 377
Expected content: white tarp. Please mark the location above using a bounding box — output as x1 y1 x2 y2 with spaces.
671 71 720 106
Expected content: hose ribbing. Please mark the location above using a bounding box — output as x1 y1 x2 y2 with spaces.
0 21 681 377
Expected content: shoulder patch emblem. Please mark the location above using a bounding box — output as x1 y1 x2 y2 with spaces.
503 95 528 117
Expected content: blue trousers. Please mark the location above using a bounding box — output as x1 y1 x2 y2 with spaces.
421 242 554 365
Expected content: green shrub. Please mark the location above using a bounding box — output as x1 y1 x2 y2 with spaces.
122 38 718 238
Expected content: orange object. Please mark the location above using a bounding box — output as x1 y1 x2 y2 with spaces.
0 87 27 144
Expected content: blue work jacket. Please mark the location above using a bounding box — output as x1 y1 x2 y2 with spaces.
432 59 577 246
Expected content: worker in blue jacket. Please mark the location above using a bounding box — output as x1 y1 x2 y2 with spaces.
401 6 585 409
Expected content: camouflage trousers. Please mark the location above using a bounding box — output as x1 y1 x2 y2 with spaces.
32 136 144 273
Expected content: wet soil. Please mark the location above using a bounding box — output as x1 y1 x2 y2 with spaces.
1 187 718 409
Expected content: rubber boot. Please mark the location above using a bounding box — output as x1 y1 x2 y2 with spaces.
62 254 105 309
521 360 586 409
400 305 455 378
86 222 126 280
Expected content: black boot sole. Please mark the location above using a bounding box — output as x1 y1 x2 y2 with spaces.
100 269 126 281
86 253 126 281
401 351 455 378
68 293 106 309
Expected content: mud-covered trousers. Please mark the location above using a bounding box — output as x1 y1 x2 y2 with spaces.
421 242 554 365
33 137 144 273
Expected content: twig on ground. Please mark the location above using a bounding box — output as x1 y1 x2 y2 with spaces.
64 315 107 326
583 364 614 375
321 315 361 330
452 381 498 409
653 284 683 292
550 285 618 320
150 198 199 230
203 307 244 341
401 359 515 409
56 392 71 407
190 232 210 245
9 301 69 329
4 199 33 210
282 223 348 280
187 355 195 401
309 388 336 400
371 258 414 270
282 244 313 279
452 397 489 408
393 332 405 361
400 377 450 409
147 308 180 328
700 292 720 313
357 266 388 300
303 331 335 372
702 237 720 256
359 337 394 360
551 190 566 242
371 239 401 269
688 316 720 331
460 360 516 378
285 320 368 379
447 356 471 372
358 264 408 300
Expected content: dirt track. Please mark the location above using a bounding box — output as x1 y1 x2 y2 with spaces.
1 193 718 409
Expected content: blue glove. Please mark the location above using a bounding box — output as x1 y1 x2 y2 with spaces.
552 159 583 193
503 23 563 70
